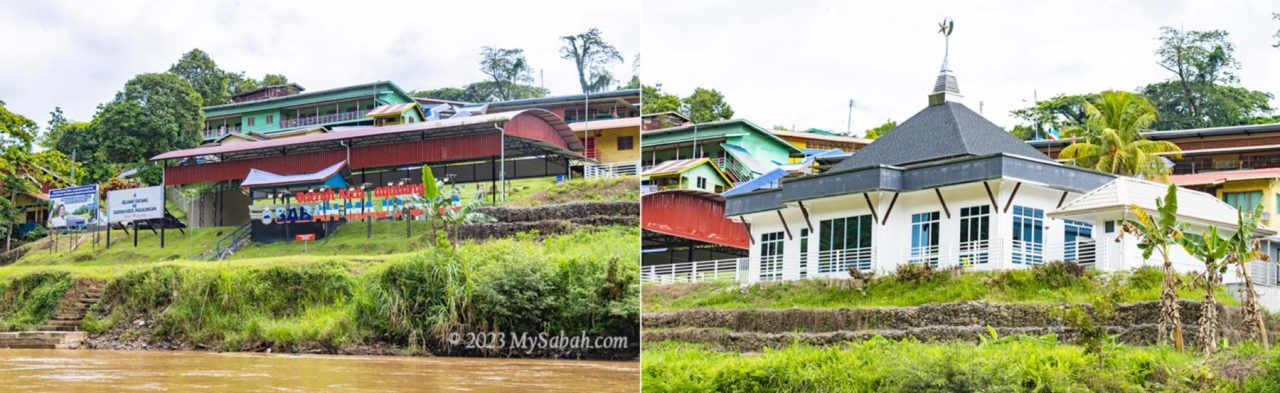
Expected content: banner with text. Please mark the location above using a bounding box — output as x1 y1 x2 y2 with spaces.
107 186 165 223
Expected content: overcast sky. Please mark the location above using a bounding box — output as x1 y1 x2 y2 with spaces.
644 0 1280 135
0 0 639 130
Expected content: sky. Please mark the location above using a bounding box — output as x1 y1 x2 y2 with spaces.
0 0 640 131
643 0 1280 136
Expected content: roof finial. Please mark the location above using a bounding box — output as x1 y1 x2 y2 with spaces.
938 18 954 71
929 18 962 106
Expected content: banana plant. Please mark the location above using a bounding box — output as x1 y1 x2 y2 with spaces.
1228 204 1271 347
1123 184 1186 351
1177 225 1230 354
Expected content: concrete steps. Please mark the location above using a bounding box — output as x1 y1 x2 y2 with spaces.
0 331 88 349
37 282 103 333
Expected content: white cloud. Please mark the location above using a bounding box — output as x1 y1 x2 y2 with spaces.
0 0 640 129
643 0 1280 135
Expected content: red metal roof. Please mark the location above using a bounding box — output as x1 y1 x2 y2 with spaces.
642 190 750 249
152 109 580 161
1168 167 1280 187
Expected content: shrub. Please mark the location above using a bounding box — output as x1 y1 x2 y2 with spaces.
1033 261 1091 288
892 263 937 284
0 271 73 331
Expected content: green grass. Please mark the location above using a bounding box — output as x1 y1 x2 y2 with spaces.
643 339 1280 392
3 226 640 354
0 271 73 331
643 264 1239 312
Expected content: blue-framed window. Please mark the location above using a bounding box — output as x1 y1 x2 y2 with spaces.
1012 206 1044 264
911 211 941 266
1063 219 1093 262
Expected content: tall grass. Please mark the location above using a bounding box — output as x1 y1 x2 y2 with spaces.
643 338 1279 392
644 265 1237 312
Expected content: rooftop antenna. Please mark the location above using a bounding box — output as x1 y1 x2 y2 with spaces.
979 101 984 115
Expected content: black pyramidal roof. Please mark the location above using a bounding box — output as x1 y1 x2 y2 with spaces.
834 102 1051 171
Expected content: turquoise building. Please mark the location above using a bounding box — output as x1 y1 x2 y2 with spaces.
201 81 423 141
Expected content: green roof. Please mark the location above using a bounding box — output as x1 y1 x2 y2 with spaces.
641 118 804 156
204 81 414 117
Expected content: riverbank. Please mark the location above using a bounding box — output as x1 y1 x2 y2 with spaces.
0 226 640 360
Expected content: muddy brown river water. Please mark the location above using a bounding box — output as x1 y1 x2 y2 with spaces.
0 349 639 392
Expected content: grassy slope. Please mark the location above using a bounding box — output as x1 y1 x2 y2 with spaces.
2 226 641 352
643 340 1280 392
644 265 1240 312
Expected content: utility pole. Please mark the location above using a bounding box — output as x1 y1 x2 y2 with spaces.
846 99 855 136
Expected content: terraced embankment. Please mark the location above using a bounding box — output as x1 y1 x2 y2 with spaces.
463 201 639 240
643 300 1280 351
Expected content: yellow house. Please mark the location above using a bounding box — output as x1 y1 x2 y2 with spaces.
570 117 641 165
770 129 872 163
1170 167 1280 230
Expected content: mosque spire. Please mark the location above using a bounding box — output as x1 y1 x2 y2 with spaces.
929 18 963 106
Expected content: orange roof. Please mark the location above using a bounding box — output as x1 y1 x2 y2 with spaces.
1168 167 1280 186
771 130 872 145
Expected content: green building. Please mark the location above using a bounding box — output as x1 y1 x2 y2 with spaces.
202 81 424 141
640 119 803 182
641 158 734 194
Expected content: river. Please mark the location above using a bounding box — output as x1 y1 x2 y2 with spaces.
0 349 639 392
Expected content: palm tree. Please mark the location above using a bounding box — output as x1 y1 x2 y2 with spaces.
1124 184 1186 351
1059 91 1182 181
1229 205 1271 347
1178 225 1230 354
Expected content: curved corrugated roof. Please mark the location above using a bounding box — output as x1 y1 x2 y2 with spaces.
152 109 581 161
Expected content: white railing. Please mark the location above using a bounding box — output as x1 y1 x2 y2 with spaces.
1252 261 1280 287
816 247 873 274
642 258 748 284
585 161 640 179
204 125 241 139
280 111 363 128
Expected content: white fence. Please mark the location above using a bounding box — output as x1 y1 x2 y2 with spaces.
585 161 640 179
642 258 748 284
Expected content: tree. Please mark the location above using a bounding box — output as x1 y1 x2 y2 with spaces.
1058 91 1182 180
95 73 204 167
0 102 74 251
169 49 232 106
261 74 289 86
412 87 472 102
1123 184 1187 351
1010 93 1100 137
1229 205 1271 347
479 47 535 101
560 28 624 93
1177 225 1231 354
682 87 734 123
641 84 680 114
620 54 640 90
1152 27 1254 129
1142 82 1273 130
863 120 897 139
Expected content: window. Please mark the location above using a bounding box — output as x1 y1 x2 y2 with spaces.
247 117 256 126
798 228 809 279
911 212 941 266
1104 220 1116 233
1223 191 1263 211
1012 206 1045 264
1064 219 1093 262
958 205 990 265
759 231 786 281
696 177 708 189
617 136 634 150
266 114 274 124
817 215 873 273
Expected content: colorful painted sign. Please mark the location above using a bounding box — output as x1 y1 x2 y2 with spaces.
259 184 430 225
47 185 100 228
295 234 316 241
107 186 165 223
